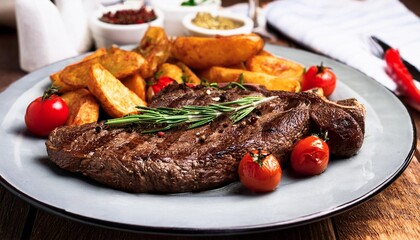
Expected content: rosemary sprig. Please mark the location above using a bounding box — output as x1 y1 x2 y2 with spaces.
105 96 278 133
180 0 207 6
201 73 247 90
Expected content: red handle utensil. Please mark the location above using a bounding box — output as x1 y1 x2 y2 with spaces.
384 48 420 105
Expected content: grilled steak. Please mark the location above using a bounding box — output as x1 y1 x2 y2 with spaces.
46 84 365 193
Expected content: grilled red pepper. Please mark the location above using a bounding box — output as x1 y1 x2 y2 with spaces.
147 76 176 101
384 48 420 104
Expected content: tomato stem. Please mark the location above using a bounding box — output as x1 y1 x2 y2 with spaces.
251 149 268 167
42 85 59 101
316 62 332 74
312 130 329 142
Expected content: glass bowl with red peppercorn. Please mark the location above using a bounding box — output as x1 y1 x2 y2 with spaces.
90 1 164 48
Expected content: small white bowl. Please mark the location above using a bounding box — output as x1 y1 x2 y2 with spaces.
149 0 221 36
90 2 164 48
182 11 254 37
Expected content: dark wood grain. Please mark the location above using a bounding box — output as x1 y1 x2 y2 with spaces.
31 210 337 240
0 186 30 239
334 157 420 240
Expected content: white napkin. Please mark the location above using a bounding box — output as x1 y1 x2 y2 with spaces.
266 0 420 92
15 0 100 72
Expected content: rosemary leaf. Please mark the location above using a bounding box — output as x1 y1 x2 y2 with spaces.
188 116 215 129
231 106 256 123
105 95 278 133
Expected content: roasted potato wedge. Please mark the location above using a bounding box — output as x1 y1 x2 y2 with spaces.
175 62 201 85
82 47 107 61
155 62 201 85
256 49 274 57
87 63 146 118
134 26 172 78
246 55 305 82
56 57 99 89
101 46 146 79
200 66 301 92
122 73 147 101
50 48 107 93
59 47 146 89
171 34 264 69
226 62 246 70
61 89 100 126
50 72 79 93
157 63 184 83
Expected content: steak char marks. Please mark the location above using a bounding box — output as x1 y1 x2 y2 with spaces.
46 84 365 193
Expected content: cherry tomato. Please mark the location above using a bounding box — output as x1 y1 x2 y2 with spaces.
25 88 69 137
238 149 282 192
290 135 329 176
302 63 337 97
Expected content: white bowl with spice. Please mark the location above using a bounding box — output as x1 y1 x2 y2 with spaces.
182 11 254 37
90 1 164 48
149 0 221 36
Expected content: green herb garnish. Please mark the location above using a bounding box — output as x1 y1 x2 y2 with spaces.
200 75 248 90
181 0 197 6
181 0 207 6
105 96 277 133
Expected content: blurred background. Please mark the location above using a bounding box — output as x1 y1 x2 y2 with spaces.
1 0 419 89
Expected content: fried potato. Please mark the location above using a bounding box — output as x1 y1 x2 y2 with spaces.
101 47 146 79
175 62 201 85
200 66 301 92
226 62 246 70
61 89 100 126
155 62 201 85
122 73 147 102
157 63 184 83
133 26 172 78
246 55 305 82
82 47 107 61
59 47 146 89
50 48 107 93
87 63 146 118
171 34 264 69
256 49 274 57
50 72 79 93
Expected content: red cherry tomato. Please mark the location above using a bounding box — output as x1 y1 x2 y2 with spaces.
238 149 282 192
25 91 69 137
302 63 337 97
290 135 329 176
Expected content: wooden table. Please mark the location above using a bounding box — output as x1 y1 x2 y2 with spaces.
1 1 419 239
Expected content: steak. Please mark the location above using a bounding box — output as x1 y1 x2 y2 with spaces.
46 84 365 193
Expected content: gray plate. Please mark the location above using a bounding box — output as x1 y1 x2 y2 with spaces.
0 45 415 235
